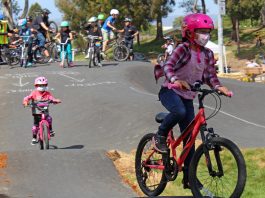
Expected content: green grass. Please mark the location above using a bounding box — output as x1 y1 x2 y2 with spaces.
156 148 265 197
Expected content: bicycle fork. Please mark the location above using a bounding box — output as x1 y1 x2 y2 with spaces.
200 125 224 178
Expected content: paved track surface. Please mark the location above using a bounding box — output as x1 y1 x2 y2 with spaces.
0 61 264 197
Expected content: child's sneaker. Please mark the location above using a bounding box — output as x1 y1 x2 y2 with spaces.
69 62 74 67
26 62 33 67
152 134 168 153
31 138 38 145
50 130 55 137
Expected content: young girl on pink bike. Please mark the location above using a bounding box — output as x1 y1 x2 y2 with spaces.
23 77 61 145
153 13 231 189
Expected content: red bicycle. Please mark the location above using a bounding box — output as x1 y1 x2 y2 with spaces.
30 100 55 150
135 82 246 197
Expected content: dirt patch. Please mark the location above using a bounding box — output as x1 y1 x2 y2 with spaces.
106 140 203 196
106 149 143 196
0 153 7 169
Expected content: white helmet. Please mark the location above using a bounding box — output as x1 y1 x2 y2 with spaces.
88 16 97 23
110 9 119 15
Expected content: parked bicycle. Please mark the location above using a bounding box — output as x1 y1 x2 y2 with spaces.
85 35 102 68
135 81 246 197
29 100 56 150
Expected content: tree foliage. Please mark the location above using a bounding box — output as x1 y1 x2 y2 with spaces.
173 16 184 28
28 2 42 18
55 0 175 39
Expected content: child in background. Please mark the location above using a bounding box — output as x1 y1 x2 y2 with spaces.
161 36 174 61
54 21 74 67
23 77 61 145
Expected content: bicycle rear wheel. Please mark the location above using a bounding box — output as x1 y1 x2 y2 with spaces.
189 137 246 198
113 45 129 61
135 133 167 196
34 46 50 64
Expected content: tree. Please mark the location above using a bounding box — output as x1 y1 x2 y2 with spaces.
28 2 42 18
1 0 28 29
173 16 184 28
148 0 176 40
179 0 201 13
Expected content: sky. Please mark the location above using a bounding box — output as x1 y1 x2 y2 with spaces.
17 0 219 27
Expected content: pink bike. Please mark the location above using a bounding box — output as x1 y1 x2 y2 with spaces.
29 100 56 150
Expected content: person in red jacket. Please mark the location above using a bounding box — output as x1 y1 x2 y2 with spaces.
23 77 61 145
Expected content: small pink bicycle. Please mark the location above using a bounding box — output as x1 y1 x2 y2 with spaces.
29 100 56 150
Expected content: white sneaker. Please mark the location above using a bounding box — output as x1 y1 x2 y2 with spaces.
85 53 90 59
48 58 53 63
98 63 102 67
31 138 38 145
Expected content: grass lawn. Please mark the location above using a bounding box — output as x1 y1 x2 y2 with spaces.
107 147 265 197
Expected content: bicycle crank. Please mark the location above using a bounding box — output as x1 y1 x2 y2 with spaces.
163 156 178 181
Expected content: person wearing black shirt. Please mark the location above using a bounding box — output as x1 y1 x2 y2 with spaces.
31 8 53 62
118 18 139 60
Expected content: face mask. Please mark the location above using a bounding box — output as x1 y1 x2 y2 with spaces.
194 33 210 46
37 86 48 92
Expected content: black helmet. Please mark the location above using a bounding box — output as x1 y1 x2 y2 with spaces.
124 17 132 22
26 16 33 22
42 8 51 14
164 36 173 40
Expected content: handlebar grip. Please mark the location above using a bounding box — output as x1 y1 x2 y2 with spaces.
227 91 233 97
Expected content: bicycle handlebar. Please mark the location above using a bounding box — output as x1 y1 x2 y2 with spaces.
85 35 101 40
60 38 70 45
167 81 233 97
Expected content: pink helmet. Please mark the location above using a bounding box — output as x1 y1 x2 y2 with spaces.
181 13 214 39
34 76 48 86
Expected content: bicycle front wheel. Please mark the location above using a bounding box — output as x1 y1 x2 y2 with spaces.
41 123 49 150
189 137 246 198
135 133 167 196
113 45 129 61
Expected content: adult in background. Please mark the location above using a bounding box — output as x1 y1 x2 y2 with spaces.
31 8 53 62
101 9 119 56
118 18 139 60
0 13 14 63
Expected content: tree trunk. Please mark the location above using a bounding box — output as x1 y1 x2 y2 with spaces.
156 12 163 40
193 0 198 13
231 16 237 41
260 4 265 26
201 0 206 14
19 0 29 19
2 0 14 29
137 34 140 46
236 18 240 54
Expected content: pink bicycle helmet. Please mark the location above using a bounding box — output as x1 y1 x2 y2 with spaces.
34 76 48 86
182 13 214 40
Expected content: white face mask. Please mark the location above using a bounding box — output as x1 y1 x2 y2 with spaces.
194 33 210 46
37 86 48 92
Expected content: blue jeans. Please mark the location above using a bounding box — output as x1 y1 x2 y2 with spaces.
37 32 46 47
158 87 195 170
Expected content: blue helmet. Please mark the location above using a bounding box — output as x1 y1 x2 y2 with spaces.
0 13 4 20
18 19 27 27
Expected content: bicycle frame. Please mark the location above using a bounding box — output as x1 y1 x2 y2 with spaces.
144 107 207 172
60 38 70 67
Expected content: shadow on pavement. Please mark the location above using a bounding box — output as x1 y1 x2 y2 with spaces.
136 196 193 198
49 145 84 150
0 194 10 198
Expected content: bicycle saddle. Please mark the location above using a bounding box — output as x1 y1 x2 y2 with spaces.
155 112 169 123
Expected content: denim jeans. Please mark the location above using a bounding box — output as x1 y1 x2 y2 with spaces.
158 87 195 170
37 32 46 47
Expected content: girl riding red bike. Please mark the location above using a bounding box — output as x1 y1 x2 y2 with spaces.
153 13 231 189
23 77 61 145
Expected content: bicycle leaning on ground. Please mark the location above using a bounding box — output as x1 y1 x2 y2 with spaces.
135 81 247 197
